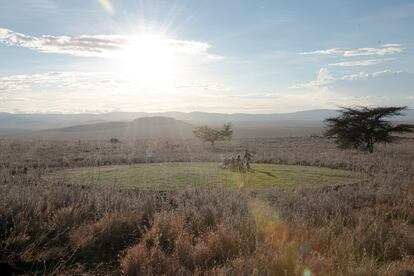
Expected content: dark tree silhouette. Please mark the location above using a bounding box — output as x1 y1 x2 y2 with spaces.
193 123 233 145
324 106 414 153
110 138 120 143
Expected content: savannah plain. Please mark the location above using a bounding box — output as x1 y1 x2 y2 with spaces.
1 135 414 275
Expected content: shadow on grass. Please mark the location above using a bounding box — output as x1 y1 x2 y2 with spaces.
250 169 276 178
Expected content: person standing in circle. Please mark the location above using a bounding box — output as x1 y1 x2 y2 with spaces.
243 149 253 170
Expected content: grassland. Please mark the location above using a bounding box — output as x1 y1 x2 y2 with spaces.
52 162 364 190
1 137 414 275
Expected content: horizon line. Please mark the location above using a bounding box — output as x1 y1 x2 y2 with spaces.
2 106 414 116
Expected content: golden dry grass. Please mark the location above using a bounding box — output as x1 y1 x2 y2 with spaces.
0 137 413 275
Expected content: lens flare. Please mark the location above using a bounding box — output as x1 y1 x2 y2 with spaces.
303 268 312 276
98 0 115 15
249 198 288 247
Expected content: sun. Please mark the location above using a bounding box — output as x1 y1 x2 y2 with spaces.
114 35 179 85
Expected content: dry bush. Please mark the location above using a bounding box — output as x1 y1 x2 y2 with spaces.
120 186 255 275
0 175 162 273
69 211 145 261
121 212 256 275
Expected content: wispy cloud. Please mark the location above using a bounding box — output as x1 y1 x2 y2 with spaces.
329 59 383 67
0 28 127 57
290 68 402 89
175 82 231 91
341 70 402 80
0 71 407 114
0 27 221 59
0 72 234 94
0 71 230 113
0 72 117 91
301 44 404 57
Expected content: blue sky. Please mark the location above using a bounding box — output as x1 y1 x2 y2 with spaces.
0 0 413 113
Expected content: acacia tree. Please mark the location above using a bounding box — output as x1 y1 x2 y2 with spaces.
193 123 233 145
324 106 414 153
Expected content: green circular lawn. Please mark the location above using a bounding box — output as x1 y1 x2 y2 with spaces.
50 162 364 190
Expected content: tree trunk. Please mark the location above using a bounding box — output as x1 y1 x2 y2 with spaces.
367 140 374 153
364 133 374 153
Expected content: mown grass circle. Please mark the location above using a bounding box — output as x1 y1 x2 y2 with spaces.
50 162 365 190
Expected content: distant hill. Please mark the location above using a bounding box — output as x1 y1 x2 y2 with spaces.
24 117 195 140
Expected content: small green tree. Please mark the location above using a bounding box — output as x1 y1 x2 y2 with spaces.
324 106 414 153
219 123 233 141
193 123 233 145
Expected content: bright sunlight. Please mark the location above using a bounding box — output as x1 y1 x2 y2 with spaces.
114 35 181 85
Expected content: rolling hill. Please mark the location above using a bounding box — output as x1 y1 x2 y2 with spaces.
24 117 195 140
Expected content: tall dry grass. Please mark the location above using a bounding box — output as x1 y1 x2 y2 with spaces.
0 137 413 275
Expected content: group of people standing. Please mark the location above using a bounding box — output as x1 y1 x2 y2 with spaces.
222 149 253 172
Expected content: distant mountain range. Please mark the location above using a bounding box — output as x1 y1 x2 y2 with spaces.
0 109 342 131
23 117 195 140
1 109 413 139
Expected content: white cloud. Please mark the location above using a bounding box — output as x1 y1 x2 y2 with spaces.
0 71 407 113
0 71 237 113
381 44 402 47
289 68 335 89
0 27 221 59
0 72 118 91
0 72 233 95
329 59 382 67
301 44 404 57
175 82 231 91
341 70 402 81
290 69 403 89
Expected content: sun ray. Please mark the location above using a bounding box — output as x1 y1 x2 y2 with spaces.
113 35 180 85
